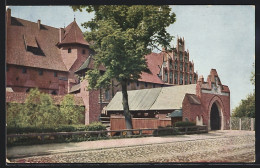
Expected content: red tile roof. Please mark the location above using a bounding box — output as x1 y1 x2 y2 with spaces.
139 52 165 84
6 17 68 72
6 92 84 106
58 20 89 46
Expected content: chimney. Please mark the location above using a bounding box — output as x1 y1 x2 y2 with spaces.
37 20 41 30
198 75 204 84
6 8 11 25
59 28 64 43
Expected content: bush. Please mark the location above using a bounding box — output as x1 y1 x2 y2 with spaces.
7 122 107 146
174 121 195 127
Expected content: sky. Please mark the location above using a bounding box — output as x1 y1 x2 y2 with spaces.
7 5 255 112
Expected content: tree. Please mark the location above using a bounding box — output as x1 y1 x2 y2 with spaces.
6 103 25 127
72 5 176 131
60 94 84 125
232 62 255 118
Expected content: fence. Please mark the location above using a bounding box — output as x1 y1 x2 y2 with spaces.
7 126 208 143
110 116 172 135
230 117 255 131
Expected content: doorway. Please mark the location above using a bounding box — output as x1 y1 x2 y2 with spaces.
210 102 221 130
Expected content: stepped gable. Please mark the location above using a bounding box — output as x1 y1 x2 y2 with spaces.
139 52 165 84
6 16 68 72
58 20 89 47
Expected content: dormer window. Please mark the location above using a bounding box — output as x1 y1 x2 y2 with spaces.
68 48 71 53
23 35 44 56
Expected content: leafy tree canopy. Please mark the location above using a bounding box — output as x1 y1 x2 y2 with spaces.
72 5 176 89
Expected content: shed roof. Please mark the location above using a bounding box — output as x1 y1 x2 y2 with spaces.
106 84 197 111
169 109 182 117
150 84 196 110
106 87 162 111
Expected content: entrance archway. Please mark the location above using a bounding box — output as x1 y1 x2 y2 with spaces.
210 102 221 130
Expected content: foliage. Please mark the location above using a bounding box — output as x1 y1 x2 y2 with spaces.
71 5 176 130
174 121 196 127
232 92 255 118
6 103 25 127
250 62 255 86
7 122 106 134
60 94 85 125
6 88 85 127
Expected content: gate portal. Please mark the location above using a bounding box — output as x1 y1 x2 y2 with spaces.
210 102 221 130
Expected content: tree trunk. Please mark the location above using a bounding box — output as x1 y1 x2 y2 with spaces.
121 79 133 135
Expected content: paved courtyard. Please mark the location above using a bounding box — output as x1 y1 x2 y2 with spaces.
7 130 255 163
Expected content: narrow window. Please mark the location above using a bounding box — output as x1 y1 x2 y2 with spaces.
82 49 85 54
54 72 57 77
22 67 27 74
68 48 71 53
105 90 110 100
39 69 43 76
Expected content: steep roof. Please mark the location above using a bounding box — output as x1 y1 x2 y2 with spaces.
6 17 68 72
106 84 197 111
58 20 89 46
6 92 84 106
185 94 201 105
75 55 106 73
139 52 165 84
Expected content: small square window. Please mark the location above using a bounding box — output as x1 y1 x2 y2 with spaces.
82 49 85 54
68 48 71 53
54 72 57 77
39 70 43 76
22 67 27 74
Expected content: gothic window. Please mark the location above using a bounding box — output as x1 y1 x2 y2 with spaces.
179 53 183 61
180 73 183 85
164 70 168 83
169 71 173 84
169 59 173 69
185 74 188 85
190 65 193 73
174 62 177 70
174 72 178 84
184 56 188 62
194 76 197 83
184 64 187 72
105 90 110 100
189 75 192 84
180 63 183 71
68 48 71 53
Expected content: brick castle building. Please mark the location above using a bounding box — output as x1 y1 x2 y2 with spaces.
6 9 230 130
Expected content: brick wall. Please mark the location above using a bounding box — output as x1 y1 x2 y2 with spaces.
6 64 68 94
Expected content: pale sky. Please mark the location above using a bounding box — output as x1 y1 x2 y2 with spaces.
7 5 255 111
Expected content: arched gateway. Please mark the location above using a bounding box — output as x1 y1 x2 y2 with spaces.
210 102 221 130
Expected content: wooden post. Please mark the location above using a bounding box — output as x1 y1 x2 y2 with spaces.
251 118 255 131
230 117 232 130
239 118 242 130
139 130 143 136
